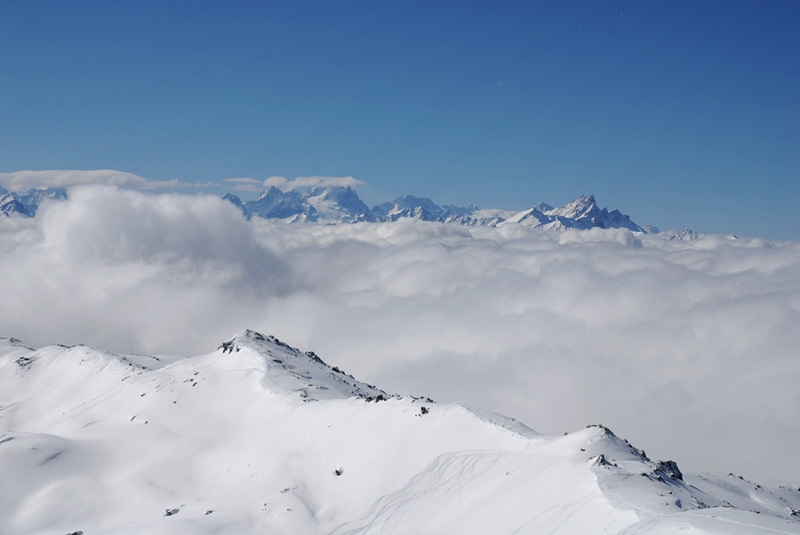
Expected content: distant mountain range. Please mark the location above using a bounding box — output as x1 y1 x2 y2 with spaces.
226 186 655 233
2 182 677 235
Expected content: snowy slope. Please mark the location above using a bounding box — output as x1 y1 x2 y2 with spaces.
500 194 644 232
242 186 377 223
2 332 799 534
0 187 28 216
444 207 512 226
371 195 478 222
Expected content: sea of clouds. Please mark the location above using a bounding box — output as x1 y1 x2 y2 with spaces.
1 185 799 486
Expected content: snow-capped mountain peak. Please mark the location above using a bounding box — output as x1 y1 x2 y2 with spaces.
504 194 644 232
0 185 66 217
0 191 26 217
242 185 376 223
372 195 449 221
218 330 387 401
549 193 598 219
666 228 704 241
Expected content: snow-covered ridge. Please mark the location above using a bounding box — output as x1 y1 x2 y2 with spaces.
218 329 388 401
2 332 799 534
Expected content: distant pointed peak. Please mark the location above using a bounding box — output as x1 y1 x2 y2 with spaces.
547 194 602 220
667 228 704 241
253 185 283 200
567 194 596 207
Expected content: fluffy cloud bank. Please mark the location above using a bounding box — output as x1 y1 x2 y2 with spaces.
1 186 799 487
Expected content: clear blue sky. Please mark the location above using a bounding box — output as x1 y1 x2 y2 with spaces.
1 1 798 238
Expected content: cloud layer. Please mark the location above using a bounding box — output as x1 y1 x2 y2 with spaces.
262 175 364 191
221 176 364 193
0 170 188 191
1 186 798 486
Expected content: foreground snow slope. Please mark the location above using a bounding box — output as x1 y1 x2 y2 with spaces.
1 331 798 534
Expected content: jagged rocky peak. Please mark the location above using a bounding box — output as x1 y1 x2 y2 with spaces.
392 195 445 215
240 185 375 223
219 329 310 356
244 187 311 220
667 228 704 241
499 194 644 232
372 195 478 222
0 191 27 216
308 184 369 210
372 195 445 221
0 185 68 217
577 424 651 463
550 194 599 219
537 194 643 232
19 187 67 210
221 192 244 208
218 330 389 402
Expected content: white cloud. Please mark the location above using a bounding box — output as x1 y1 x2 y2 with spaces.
0 186 294 351
262 175 364 191
1 187 799 488
0 169 187 192
0 169 364 197
222 177 265 192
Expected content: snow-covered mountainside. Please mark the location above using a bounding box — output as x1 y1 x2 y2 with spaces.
0 190 27 216
0 185 66 217
371 195 479 222
2 331 798 534
229 185 378 223
501 194 643 232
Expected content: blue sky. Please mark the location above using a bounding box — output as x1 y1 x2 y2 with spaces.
1 1 798 238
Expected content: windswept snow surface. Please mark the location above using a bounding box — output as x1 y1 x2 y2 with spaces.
1 333 799 535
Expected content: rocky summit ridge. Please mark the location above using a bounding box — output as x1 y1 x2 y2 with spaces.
219 329 388 401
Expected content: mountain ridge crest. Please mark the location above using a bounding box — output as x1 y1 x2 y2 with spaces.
1 180 656 233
